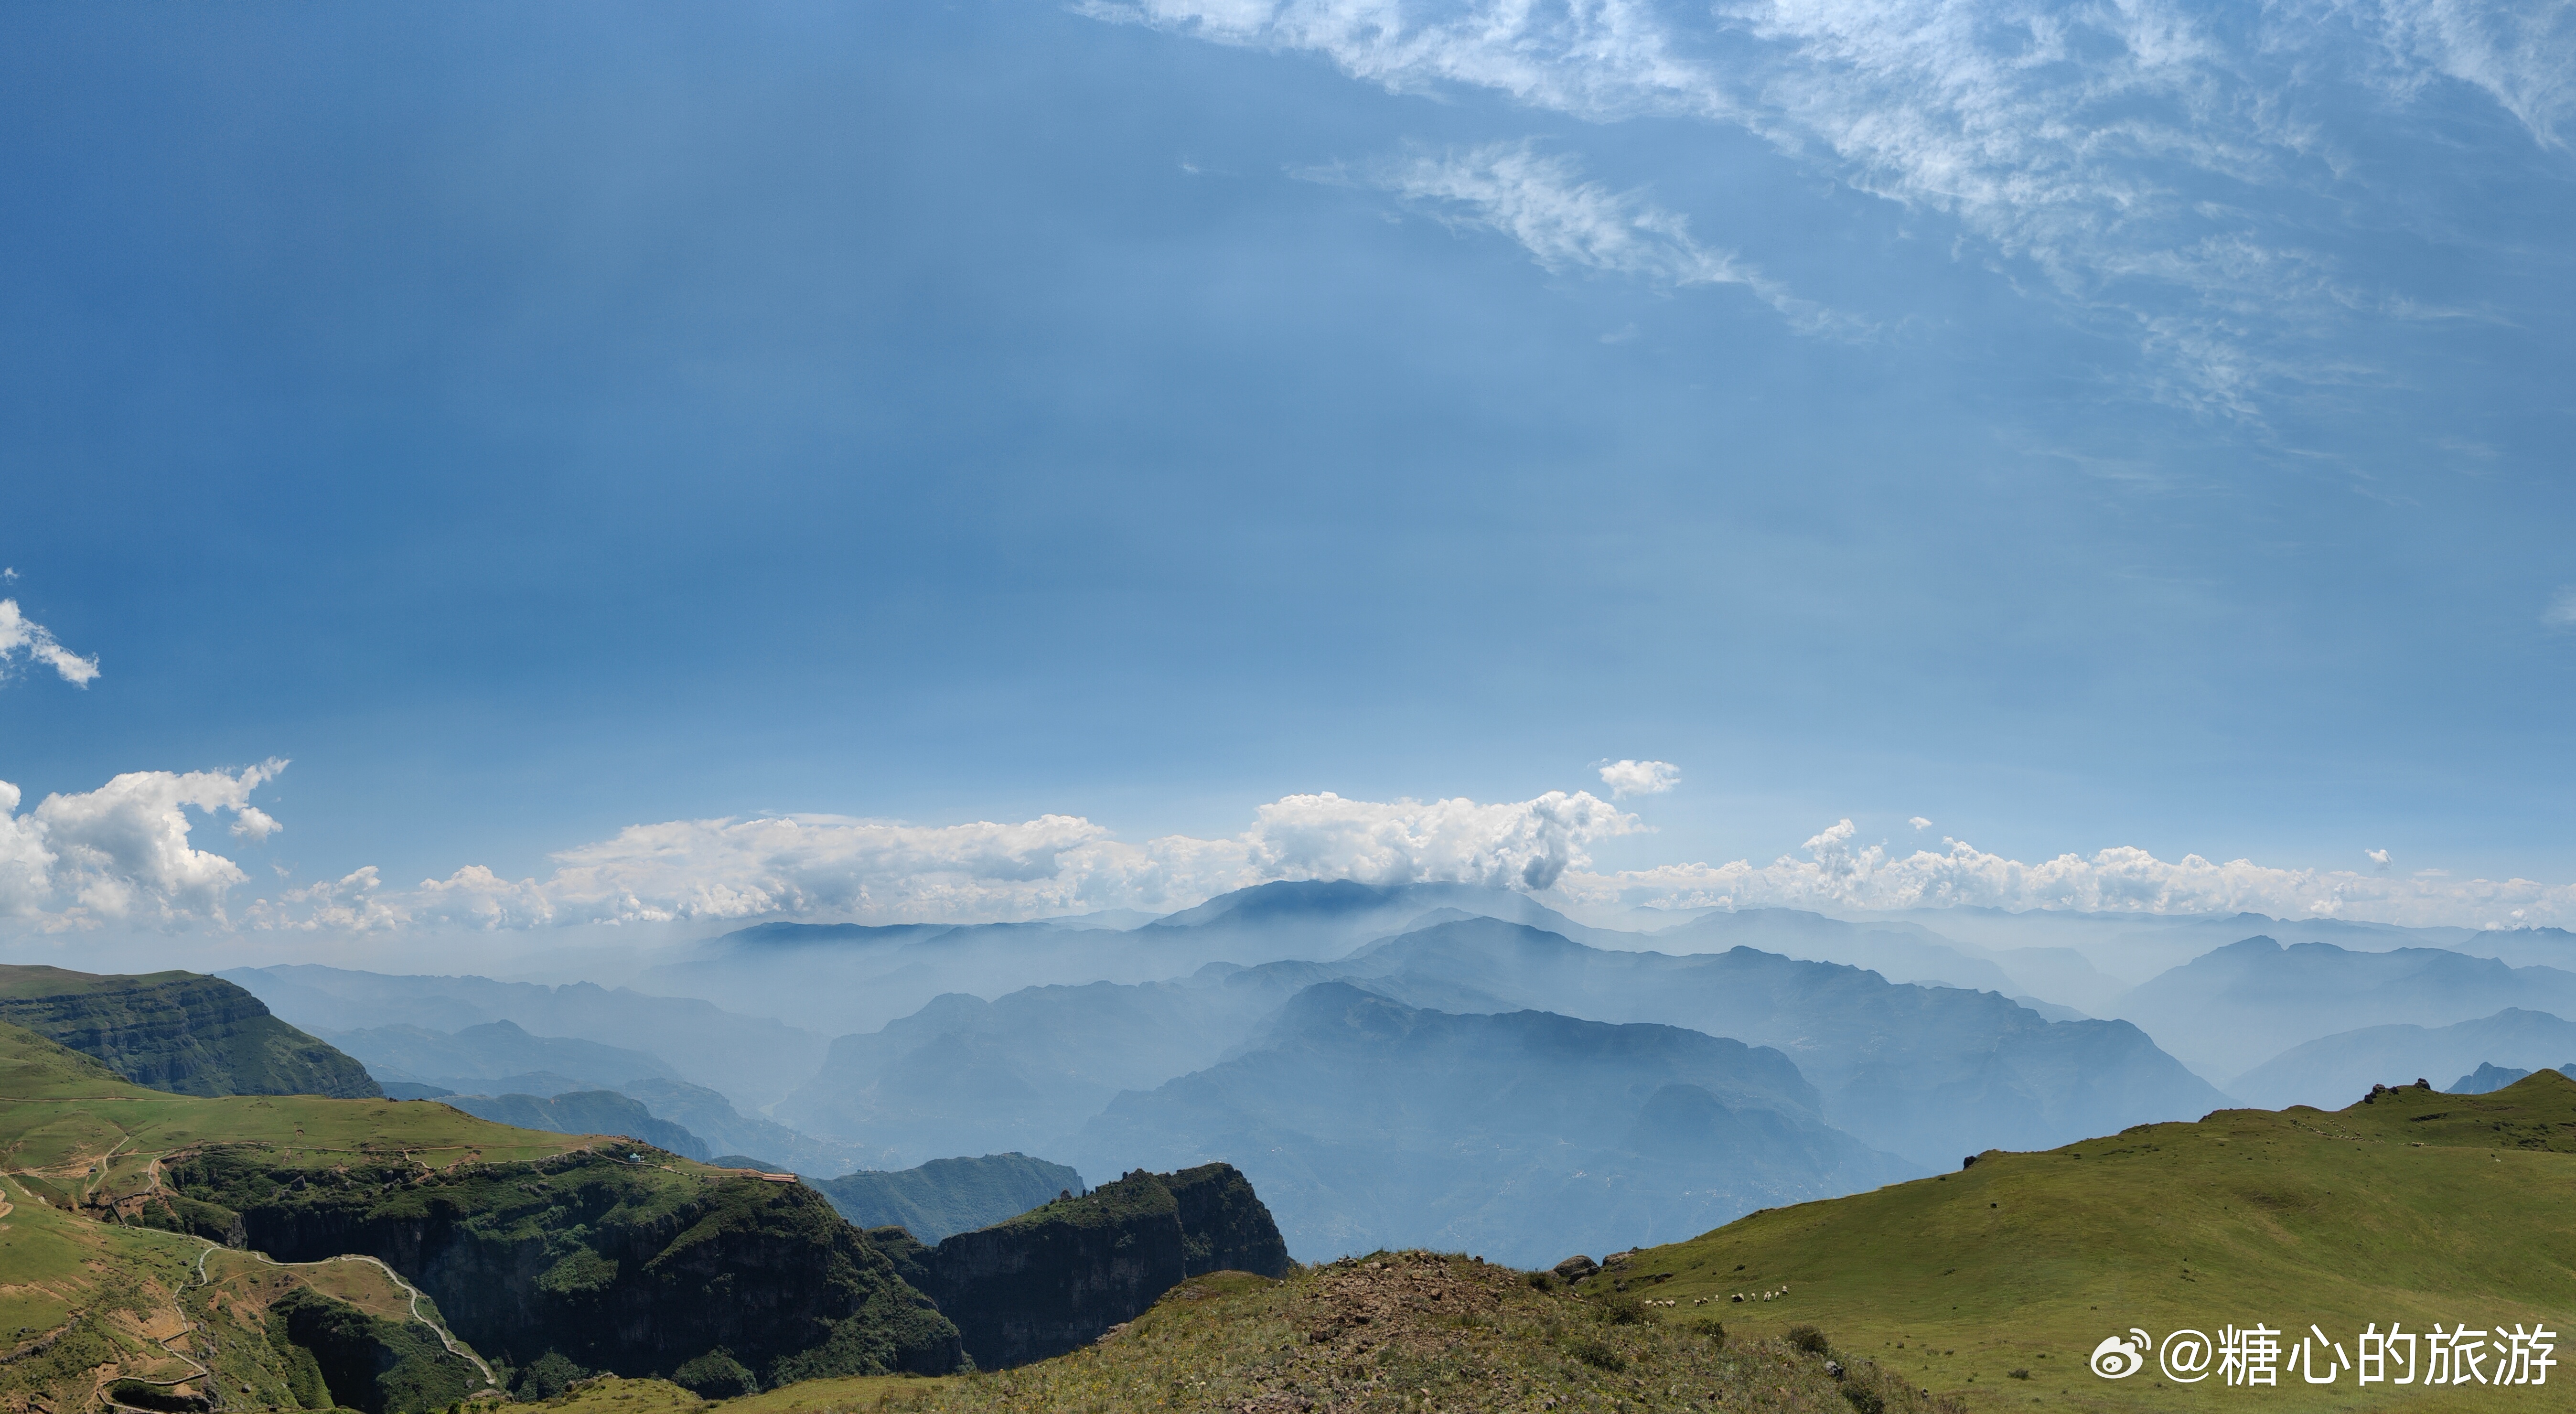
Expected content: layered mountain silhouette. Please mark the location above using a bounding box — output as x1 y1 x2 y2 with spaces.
780 910 2223 1179
440 1088 714 1158
774 973 1297 1159
319 1017 887 1175
1063 983 1914 1266
1319 917 2224 1166
2450 1061 2575 1093
320 1018 681 1089
223 964 826 1107
1647 910 2025 995
2228 1007 2576 1108
633 881 1632 1034
813 1153 1084 1243
2113 938 2576 1081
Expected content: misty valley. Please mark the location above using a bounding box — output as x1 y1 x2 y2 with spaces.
6 882 2571 1414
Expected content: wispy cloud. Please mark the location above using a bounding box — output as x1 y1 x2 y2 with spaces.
1092 0 2576 413
2351 0 2576 148
2544 586 2576 627
1331 142 1841 331
0 599 99 686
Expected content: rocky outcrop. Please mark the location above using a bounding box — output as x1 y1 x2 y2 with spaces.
0 964 378 1098
165 1148 964 1387
892 1162 1290 1369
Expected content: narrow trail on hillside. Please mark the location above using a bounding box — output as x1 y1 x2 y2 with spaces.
193 1242 498 1389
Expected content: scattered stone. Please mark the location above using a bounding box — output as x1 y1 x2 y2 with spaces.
1553 1254 1600 1281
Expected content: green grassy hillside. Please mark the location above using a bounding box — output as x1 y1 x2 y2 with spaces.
1577 1071 2576 1412
0 1019 965 1406
0 1166 488 1414
533 1256 1950 1414
0 964 379 1099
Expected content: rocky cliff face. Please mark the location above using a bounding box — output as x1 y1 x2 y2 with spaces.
165 1148 964 1388
0 964 379 1098
890 1162 1290 1369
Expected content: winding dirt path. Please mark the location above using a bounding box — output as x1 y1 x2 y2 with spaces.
193 1243 497 1389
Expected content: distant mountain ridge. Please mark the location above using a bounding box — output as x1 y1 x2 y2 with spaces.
221 964 826 1107
2228 1007 2576 1108
438 1087 713 1159
814 1153 1084 1243
316 1015 889 1175
1066 981 1915 1265
2452 1061 2574 1093
319 1018 679 1088
1324 917 2225 1166
2115 937 2576 1081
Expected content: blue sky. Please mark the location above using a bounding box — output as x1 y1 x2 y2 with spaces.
2 0 2573 940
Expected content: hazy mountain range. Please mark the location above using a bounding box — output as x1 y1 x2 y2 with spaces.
1064 981 1915 1266
214 880 2576 1263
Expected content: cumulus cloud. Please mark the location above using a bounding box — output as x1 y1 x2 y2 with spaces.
0 600 99 686
0 761 286 928
1908 816 1932 830
224 790 1641 932
1344 144 1831 328
1553 818 2576 929
16 767 2576 935
1090 0 2574 412
1597 759 1682 798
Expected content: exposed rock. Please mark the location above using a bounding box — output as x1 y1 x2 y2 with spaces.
1552 1255 1599 1281
165 1147 964 1385
899 1162 1290 1369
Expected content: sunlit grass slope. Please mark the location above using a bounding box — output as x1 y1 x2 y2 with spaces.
0 1020 553 1409
1584 1072 2576 1413
0 1017 593 1215
0 1165 483 1413
535 1259 1952 1414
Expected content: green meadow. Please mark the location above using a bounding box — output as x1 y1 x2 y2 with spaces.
1587 1072 2576 1413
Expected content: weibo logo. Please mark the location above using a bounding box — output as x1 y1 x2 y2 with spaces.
2091 1330 2152 1379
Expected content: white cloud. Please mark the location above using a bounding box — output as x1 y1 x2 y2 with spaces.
1345 143 1833 329
1090 0 2573 412
2544 587 2576 627
2356 0 2576 149
2367 847 2392 868
1554 817 2576 929
0 599 99 686
1597 759 1682 798
237 789 1643 932
16 767 2576 935
0 761 286 928
1908 816 1932 830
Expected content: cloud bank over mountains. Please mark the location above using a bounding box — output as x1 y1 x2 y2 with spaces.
1092 0 2576 410
3 762 2572 936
